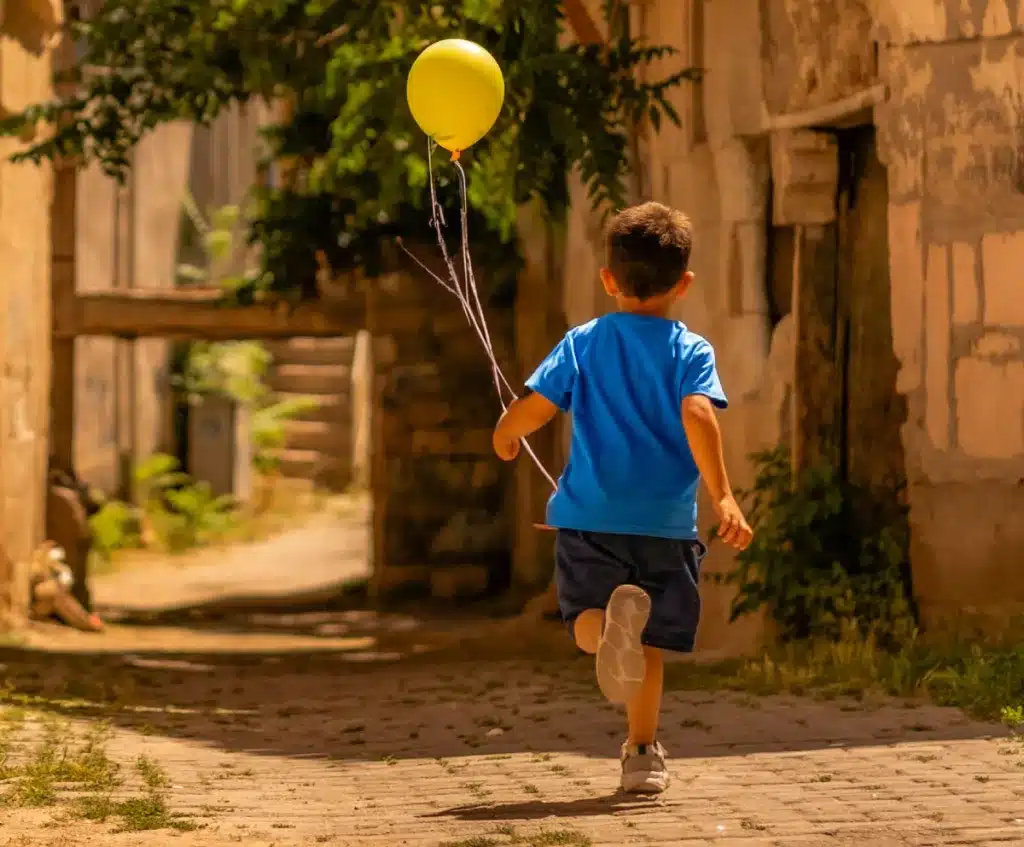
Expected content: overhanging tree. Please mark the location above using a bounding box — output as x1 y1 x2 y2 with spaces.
2 0 697 295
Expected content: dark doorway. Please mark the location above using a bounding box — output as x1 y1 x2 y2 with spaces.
780 126 907 489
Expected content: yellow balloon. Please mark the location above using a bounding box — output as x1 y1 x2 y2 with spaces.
406 39 505 154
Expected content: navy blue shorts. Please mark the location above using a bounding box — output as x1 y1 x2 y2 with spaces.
554 529 707 654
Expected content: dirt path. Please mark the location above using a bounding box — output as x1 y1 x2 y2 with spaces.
0 644 1020 847
91 496 371 615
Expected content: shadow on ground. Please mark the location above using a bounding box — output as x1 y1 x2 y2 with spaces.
0 605 1009 773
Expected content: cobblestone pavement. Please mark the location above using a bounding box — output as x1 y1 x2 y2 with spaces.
1 643 1021 847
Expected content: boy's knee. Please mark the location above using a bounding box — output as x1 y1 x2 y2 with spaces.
573 608 604 654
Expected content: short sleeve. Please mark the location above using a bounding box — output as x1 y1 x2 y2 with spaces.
680 340 728 409
525 334 577 412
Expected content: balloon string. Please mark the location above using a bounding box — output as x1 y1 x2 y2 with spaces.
396 139 558 492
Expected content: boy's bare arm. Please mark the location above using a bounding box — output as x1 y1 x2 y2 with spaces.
492 391 560 461
681 394 753 550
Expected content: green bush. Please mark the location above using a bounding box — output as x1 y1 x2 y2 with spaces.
714 446 915 646
134 455 237 553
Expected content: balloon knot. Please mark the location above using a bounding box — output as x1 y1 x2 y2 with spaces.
450 150 461 162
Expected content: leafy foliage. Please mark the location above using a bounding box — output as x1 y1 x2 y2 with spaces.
712 446 916 646
2 0 695 292
134 454 238 553
665 625 1024 723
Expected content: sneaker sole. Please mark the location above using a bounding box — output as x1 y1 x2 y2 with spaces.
621 774 670 794
596 584 651 704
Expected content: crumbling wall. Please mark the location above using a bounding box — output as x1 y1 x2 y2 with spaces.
876 1 1024 624
762 0 877 114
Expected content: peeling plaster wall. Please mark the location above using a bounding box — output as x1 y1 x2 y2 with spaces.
876 1 1024 623
763 0 878 114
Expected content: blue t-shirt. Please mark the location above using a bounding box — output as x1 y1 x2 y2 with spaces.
525 312 727 539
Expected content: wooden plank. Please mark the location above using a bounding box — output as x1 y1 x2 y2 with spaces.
51 168 78 472
837 127 906 491
792 221 841 475
53 289 368 340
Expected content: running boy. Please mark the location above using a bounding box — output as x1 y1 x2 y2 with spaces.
492 201 753 795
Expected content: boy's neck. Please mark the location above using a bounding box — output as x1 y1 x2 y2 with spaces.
615 292 676 319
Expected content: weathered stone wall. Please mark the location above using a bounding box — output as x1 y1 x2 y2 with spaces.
876 1 1024 623
0 0 62 624
369 269 516 601
762 0 877 114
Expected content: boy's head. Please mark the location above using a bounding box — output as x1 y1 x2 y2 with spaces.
601 202 694 307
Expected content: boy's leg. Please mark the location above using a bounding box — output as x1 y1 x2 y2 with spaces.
620 645 669 794
571 609 604 654
555 533 648 702
620 536 705 795
626 646 663 745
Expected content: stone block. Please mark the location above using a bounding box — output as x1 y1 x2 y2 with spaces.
872 0 950 45
373 565 431 598
704 0 765 142
770 131 838 226
727 222 768 316
951 242 980 325
719 314 770 399
955 357 1024 459
924 243 951 450
430 566 489 600
972 330 1021 358
981 231 1024 326
407 429 492 456
430 509 507 557
982 0 1015 36
713 140 769 224
666 146 720 223
888 202 925 395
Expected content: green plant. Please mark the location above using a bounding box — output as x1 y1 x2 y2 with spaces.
664 628 1024 723
714 446 915 646
251 396 322 475
89 500 143 561
1002 704 1023 732
0 1 694 295
134 454 238 553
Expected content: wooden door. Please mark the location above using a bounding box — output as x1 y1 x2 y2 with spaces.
835 127 906 492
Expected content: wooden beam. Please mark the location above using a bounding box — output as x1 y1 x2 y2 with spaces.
767 85 887 132
53 288 368 341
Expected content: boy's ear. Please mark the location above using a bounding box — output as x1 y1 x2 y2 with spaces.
676 271 695 297
599 267 619 297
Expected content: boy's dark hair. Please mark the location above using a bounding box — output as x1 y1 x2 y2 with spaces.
606 202 693 300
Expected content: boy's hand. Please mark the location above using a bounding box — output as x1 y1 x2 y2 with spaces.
714 494 753 550
492 431 521 462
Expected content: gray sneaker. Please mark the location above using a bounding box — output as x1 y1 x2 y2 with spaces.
620 741 670 794
595 584 651 704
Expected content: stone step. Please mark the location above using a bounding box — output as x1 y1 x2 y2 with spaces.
266 337 357 367
268 448 352 490
268 364 352 396
271 392 350 425
283 419 352 453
